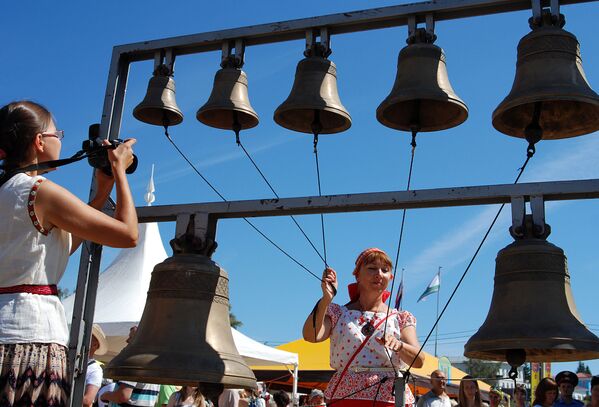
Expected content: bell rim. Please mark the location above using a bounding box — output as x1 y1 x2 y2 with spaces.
273 106 352 134
196 106 260 130
376 97 468 132
133 105 184 127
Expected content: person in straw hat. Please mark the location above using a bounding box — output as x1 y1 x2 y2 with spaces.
82 324 109 407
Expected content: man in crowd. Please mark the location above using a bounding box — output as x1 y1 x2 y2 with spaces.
553 371 584 407
590 376 599 407
308 389 325 407
82 324 108 407
417 370 452 407
100 326 161 407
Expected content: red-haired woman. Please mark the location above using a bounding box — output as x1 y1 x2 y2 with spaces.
0 101 138 406
303 248 425 407
532 378 558 407
457 376 485 407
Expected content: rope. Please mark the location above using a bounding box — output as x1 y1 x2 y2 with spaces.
163 125 324 285
405 150 534 374
311 109 328 268
234 127 326 265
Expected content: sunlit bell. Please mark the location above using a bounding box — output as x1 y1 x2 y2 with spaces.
274 53 351 135
104 219 257 389
133 64 184 127
493 12 599 140
376 28 468 132
196 67 259 131
464 215 599 363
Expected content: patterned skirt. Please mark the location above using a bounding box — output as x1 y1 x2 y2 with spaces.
0 343 69 407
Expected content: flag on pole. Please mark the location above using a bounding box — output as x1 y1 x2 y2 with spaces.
394 275 404 310
417 272 440 302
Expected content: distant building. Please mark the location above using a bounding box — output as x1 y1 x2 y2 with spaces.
447 357 527 393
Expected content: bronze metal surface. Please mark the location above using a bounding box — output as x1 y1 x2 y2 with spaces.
274 56 351 134
104 254 257 389
376 36 468 132
197 68 259 130
464 219 599 362
493 16 599 139
133 66 184 127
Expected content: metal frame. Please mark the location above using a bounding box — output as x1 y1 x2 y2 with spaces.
67 0 599 405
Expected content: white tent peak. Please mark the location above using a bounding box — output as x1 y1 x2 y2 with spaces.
144 164 156 206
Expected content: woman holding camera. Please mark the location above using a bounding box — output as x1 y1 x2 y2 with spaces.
303 248 425 407
0 100 138 406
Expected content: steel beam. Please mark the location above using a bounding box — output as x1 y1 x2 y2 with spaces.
136 178 599 223
114 0 596 62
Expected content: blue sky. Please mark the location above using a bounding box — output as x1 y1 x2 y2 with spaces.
3 0 599 377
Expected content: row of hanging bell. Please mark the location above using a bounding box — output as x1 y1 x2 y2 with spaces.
104 216 257 392
132 11 599 140
132 29 471 135
464 215 599 365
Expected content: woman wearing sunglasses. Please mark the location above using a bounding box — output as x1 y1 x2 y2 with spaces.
0 100 138 406
303 248 425 407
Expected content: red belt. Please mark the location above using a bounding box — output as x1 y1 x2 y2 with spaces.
0 284 58 295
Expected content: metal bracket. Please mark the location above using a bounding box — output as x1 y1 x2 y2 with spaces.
407 13 436 43
304 27 331 57
153 49 176 76
172 212 218 257
510 196 526 238
530 195 546 236
531 0 562 26
221 39 245 68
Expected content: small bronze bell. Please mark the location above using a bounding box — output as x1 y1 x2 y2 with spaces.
104 219 256 389
464 216 599 363
376 28 468 132
274 52 351 134
133 64 184 127
493 12 599 139
196 67 259 131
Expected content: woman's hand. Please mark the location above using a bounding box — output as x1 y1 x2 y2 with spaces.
375 333 404 352
104 138 136 175
321 267 338 302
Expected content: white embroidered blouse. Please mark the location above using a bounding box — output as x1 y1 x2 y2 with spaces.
324 303 417 405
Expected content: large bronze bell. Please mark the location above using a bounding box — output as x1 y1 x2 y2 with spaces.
464 216 599 363
493 12 599 139
274 55 351 134
104 225 256 389
376 29 468 132
196 67 259 131
133 64 184 127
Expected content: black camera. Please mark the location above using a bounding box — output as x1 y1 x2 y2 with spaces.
82 124 138 176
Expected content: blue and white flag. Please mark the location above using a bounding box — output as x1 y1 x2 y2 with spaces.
417 272 440 302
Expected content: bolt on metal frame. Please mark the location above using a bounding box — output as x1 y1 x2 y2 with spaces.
67 0 599 405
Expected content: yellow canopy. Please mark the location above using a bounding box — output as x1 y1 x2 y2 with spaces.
253 338 490 394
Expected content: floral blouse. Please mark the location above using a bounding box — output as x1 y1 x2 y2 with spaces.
324 303 417 405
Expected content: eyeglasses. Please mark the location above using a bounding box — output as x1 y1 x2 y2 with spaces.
41 130 64 140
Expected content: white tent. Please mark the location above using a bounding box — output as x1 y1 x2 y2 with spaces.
63 167 299 399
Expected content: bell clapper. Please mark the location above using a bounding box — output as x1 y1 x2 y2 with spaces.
524 101 543 158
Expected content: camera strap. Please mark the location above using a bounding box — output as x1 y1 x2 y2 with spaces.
0 149 89 188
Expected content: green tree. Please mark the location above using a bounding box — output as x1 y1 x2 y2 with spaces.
229 305 242 329
466 358 502 385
